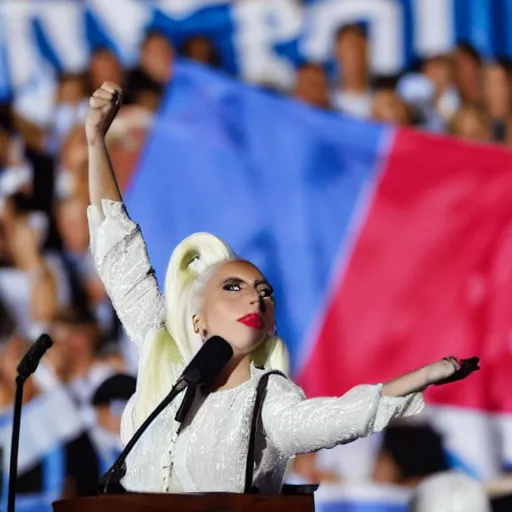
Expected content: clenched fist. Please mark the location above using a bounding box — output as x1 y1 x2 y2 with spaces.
85 81 123 145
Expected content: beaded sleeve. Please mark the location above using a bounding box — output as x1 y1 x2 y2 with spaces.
87 199 165 348
261 375 424 456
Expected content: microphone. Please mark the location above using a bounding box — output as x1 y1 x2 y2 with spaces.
8 334 53 512
16 333 53 380
174 335 234 423
98 335 233 494
176 335 234 389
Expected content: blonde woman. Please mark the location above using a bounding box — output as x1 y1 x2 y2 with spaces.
85 81 479 495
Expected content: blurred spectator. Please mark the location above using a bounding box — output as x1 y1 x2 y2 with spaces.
0 334 39 407
483 59 512 143
449 103 492 142
293 62 331 110
46 73 89 155
332 23 372 119
57 74 88 105
139 30 174 85
290 452 340 484
422 54 460 124
54 194 111 330
408 471 490 512
371 424 448 487
48 309 113 412
90 373 136 473
88 48 124 92
0 334 100 499
105 101 155 193
0 208 57 337
290 435 381 484
454 42 483 105
179 35 221 68
371 76 411 125
124 68 164 112
0 110 10 166
56 125 88 200
423 55 453 95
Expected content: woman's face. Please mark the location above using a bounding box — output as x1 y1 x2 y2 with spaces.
195 260 275 357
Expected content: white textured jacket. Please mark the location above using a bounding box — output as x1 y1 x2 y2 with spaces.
87 199 425 494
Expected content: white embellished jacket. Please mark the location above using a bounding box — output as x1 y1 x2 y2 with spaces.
87 199 425 495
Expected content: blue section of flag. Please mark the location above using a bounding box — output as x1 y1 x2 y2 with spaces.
42 446 65 496
445 449 481 480
125 61 388 372
317 503 406 512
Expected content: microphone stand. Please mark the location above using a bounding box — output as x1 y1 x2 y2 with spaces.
7 376 26 512
97 379 189 494
98 335 233 494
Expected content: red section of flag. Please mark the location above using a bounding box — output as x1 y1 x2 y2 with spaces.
298 128 512 412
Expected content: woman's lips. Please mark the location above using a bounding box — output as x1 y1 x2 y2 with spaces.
237 314 263 330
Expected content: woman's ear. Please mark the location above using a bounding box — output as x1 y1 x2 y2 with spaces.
192 314 201 334
192 314 208 339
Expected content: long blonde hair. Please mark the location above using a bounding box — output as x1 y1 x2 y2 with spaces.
134 233 289 425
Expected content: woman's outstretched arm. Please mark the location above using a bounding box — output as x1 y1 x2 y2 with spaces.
85 82 165 348
261 358 479 457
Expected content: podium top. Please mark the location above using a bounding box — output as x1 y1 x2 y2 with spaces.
53 491 315 512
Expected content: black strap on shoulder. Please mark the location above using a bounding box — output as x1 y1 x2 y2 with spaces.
244 370 286 494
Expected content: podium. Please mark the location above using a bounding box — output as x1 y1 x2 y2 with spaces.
53 491 315 512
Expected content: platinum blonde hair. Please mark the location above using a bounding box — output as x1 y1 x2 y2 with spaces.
134 232 289 425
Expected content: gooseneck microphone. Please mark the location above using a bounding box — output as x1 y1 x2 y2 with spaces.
16 333 53 380
98 335 233 494
8 334 54 512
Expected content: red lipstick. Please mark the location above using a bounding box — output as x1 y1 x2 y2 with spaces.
237 314 263 330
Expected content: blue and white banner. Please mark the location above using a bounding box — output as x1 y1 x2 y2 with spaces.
0 0 511 102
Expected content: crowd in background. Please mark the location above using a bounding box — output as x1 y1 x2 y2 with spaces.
0 18 512 512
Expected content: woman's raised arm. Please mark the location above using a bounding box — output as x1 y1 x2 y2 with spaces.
86 81 124 207
85 82 165 348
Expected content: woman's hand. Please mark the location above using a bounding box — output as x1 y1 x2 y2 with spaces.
428 356 480 386
85 81 123 146
382 356 480 397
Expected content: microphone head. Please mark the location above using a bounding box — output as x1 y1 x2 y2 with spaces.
16 333 54 380
38 333 53 350
183 336 233 388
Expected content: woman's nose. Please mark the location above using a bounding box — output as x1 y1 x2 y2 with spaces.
249 293 266 313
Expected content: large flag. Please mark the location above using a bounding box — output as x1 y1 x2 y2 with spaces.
124 61 512 480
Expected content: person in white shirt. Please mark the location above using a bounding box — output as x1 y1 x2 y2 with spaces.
331 24 373 119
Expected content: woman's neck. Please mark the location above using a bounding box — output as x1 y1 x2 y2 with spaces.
213 354 252 392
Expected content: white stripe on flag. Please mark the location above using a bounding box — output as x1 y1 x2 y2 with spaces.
429 405 502 480
493 414 512 470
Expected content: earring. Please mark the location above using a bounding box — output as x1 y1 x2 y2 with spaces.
202 329 208 339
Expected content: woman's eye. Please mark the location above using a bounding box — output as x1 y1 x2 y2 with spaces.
259 287 273 298
223 283 242 292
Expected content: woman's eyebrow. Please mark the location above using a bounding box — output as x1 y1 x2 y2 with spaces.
255 279 272 289
221 277 245 285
